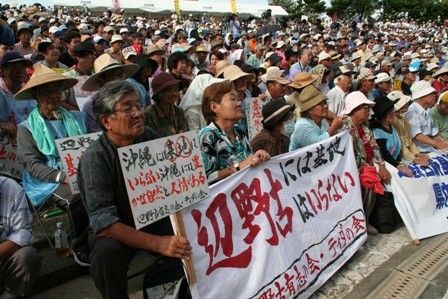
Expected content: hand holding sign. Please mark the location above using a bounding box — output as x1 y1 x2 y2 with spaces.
156 235 192 259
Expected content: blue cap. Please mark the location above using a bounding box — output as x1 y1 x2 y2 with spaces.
0 24 15 46
0 52 32 69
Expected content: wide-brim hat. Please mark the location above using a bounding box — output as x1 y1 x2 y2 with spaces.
222 65 251 82
215 60 230 78
388 91 411 111
261 98 293 128
410 80 436 100
296 85 326 112
433 66 448 78
196 44 209 53
342 91 375 115
82 54 139 92
372 95 399 119
147 45 165 56
15 64 78 100
289 72 319 90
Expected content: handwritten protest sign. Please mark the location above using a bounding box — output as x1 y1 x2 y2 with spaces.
245 97 264 141
118 130 209 230
0 128 23 179
181 131 367 299
56 132 102 194
386 152 448 240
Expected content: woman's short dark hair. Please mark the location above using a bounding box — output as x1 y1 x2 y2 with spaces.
202 81 234 124
209 50 224 61
167 52 188 71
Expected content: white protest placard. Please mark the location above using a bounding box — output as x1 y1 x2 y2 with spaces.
386 153 448 240
56 132 102 194
245 97 264 141
118 130 209 230
0 128 23 179
181 131 367 299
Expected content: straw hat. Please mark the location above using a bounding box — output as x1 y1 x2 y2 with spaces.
147 45 165 56
263 67 290 85
15 64 78 100
296 85 326 112
215 60 230 77
439 90 448 104
82 54 139 92
433 67 448 78
196 44 209 53
222 65 252 82
289 72 319 90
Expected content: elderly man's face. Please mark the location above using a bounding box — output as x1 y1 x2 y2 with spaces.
104 93 144 141
36 83 63 113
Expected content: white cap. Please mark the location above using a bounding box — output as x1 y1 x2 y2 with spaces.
154 30 161 36
49 26 60 34
342 91 375 115
318 51 331 63
388 91 411 111
7 17 16 25
123 51 137 60
275 41 286 49
38 17 46 23
410 80 436 100
119 28 129 34
110 35 124 44
375 72 392 84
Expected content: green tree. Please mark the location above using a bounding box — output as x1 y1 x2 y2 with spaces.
327 0 379 19
272 0 327 20
272 0 303 20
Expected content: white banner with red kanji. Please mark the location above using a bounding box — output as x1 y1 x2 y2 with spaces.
385 152 448 240
56 132 102 194
181 131 367 299
0 128 22 179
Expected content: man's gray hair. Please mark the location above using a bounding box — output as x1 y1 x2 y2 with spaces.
91 80 138 129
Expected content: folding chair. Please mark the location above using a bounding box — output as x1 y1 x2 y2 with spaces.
27 192 74 250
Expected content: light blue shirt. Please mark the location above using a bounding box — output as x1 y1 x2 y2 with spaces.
405 102 439 153
289 117 330 151
288 62 312 81
0 176 33 247
0 80 36 125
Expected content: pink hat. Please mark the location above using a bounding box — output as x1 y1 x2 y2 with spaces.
342 91 375 115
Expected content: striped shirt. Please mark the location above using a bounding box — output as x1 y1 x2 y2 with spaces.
0 177 33 247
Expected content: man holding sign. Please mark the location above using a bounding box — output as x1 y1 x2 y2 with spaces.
78 81 191 299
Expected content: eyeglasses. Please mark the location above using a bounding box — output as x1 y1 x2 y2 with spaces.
113 103 144 115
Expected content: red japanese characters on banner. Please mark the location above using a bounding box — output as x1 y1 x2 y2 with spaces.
0 128 22 179
245 97 264 141
181 131 367 299
118 131 209 229
56 132 102 194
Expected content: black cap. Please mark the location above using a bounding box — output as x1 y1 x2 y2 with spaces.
133 54 158 72
73 41 95 57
